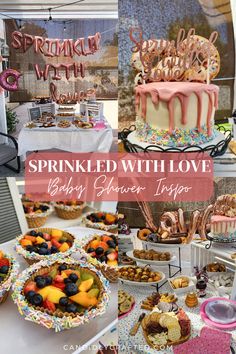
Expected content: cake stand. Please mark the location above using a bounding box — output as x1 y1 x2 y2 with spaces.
119 125 232 157
205 232 236 250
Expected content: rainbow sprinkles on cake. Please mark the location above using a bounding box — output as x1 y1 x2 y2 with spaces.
129 27 221 147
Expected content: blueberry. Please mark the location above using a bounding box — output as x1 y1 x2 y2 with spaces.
41 205 49 212
36 278 47 288
95 247 104 256
0 266 8 274
29 230 37 236
38 248 48 255
26 245 34 252
64 278 72 284
26 290 36 300
37 232 44 237
0 276 4 283
87 247 95 253
107 240 116 248
45 276 52 285
65 283 78 296
31 294 43 306
59 264 67 272
59 297 69 306
34 275 43 282
99 255 107 263
110 235 118 244
39 242 48 249
51 246 58 254
104 250 112 256
66 303 77 313
69 273 78 283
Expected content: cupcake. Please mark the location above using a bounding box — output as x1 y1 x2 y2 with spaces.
83 212 119 234
12 258 110 331
23 202 53 228
81 234 118 283
0 250 19 304
15 228 77 265
54 201 86 219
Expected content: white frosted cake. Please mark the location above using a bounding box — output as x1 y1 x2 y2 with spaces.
135 81 219 147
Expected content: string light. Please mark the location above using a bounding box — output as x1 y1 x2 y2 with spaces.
63 21 66 32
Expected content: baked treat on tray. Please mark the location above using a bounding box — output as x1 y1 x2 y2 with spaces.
12 258 110 331
141 308 191 349
15 228 77 265
81 234 118 283
54 201 86 220
137 228 188 245
0 250 19 304
118 265 163 283
133 249 171 261
84 212 119 234
118 289 135 317
210 194 236 240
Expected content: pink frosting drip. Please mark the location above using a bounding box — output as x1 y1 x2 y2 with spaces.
135 82 219 135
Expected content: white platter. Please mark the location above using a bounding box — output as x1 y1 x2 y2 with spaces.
141 240 186 249
126 250 176 265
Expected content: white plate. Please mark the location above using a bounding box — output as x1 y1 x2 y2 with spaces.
118 269 165 286
126 251 176 265
168 276 195 294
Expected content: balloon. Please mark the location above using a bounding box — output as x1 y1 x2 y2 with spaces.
11 31 23 49
34 64 50 80
0 69 21 91
50 82 58 102
34 36 45 54
51 64 62 80
23 34 34 52
74 63 85 78
61 63 72 80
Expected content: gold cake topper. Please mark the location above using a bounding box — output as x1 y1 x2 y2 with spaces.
129 27 220 84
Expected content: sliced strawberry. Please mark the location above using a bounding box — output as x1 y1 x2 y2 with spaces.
47 241 52 249
54 275 64 283
24 281 37 294
53 282 65 290
43 299 56 312
107 251 118 261
51 239 61 249
43 233 51 241
0 259 9 267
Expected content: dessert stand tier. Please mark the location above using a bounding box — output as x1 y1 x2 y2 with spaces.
205 232 236 250
119 125 232 157
126 250 177 266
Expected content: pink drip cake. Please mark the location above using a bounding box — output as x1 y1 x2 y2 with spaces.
135 81 219 147
210 195 236 240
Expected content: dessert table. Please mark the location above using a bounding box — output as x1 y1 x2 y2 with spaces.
0 226 117 354
118 282 236 354
17 119 113 159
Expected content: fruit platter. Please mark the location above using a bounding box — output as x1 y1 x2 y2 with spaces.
54 200 86 219
15 228 77 264
126 249 176 265
118 265 165 286
81 233 118 282
137 228 188 246
12 258 110 331
23 202 53 228
118 290 135 319
0 250 19 304
84 211 119 233
141 309 191 349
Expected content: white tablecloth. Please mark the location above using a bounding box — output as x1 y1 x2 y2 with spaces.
18 125 113 159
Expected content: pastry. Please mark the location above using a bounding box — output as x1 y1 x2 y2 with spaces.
84 212 119 233
119 266 162 283
229 140 236 155
118 290 135 316
170 276 189 289
54 201 85 219
57 120 71 128
22 202 52 228
15 228 76 263
12 259 109 331
137 228 152 241
0 251 19 304
205 262 226 273
133 249 171 261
